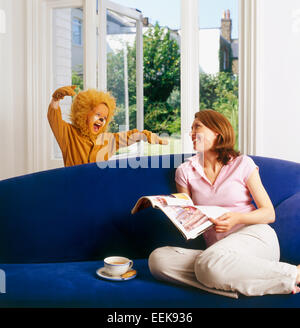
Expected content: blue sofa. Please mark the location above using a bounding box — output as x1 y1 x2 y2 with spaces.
0 154 300 308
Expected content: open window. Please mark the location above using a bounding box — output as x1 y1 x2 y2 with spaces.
97 0 145 159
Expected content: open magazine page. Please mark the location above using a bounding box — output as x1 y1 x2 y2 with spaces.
131 193 193 214
160 205 229 240
150 193 194 210
159 205 209 239
131 193 229 240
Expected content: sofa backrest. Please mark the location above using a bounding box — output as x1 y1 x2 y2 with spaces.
0 154 299 263
251 155 300 207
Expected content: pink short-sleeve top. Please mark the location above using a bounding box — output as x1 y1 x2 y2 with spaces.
175 154 259 247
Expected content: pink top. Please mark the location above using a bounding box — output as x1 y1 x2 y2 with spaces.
175 154 259 247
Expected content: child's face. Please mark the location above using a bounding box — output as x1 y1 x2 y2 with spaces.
87 103 109 136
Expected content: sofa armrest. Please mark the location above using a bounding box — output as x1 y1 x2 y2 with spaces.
271 192 300 264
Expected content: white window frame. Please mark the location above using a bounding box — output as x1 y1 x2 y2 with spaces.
238 0 262 155
180 0 199 155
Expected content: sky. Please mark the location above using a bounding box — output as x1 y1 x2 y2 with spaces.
111 0 238 39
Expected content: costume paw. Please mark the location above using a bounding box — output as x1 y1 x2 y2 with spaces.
142 130 169 145
52 85 77 101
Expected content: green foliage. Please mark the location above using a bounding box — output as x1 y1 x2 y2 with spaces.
107 23 181 135
72 65 84 92
143 23 180 103
144 103 180 135
200 72 239 150
107 51 126 105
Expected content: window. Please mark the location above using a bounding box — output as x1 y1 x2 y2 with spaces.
199 1 239 150
72 17 82 46
223 51 227 70
101 0 181 158
52 7 84 160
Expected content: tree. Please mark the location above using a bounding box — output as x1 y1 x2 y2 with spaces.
107 50 126 106
107 23 181 134
142 23 180 103
200 72 239 150
72 65 84 92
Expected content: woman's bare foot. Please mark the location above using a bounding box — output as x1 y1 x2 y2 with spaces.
292 265 300 294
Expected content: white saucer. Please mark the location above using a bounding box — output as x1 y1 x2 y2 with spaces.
96 267 137 281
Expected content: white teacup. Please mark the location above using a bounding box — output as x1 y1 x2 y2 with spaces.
104 256 133 276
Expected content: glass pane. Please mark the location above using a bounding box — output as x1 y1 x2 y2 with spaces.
106 9 138 156
106 0 182 157
199 0 239 150
52 7 84 159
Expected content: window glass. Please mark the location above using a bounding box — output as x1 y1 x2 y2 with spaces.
104 0 182 157
52 7 84 159
72 17 82 45
199 0 239 150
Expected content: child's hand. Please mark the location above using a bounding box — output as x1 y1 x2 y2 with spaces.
141 130 169 145
52 85 77 101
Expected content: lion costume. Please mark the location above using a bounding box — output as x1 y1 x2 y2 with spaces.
48 86 167 167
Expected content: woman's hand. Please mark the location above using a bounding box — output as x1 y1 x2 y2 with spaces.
209 212 241 233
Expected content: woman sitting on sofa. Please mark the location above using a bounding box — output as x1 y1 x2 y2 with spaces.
148 109 300 297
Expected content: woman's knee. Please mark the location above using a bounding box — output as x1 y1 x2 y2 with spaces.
194 248 227 289
148 246 171 279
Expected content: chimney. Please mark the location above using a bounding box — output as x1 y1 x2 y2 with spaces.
221 9 232 42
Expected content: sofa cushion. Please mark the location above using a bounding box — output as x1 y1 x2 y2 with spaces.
251 156 300 207
271 192 300 264
0 259 299 308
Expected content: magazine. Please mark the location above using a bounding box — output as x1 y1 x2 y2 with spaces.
131 193 229 240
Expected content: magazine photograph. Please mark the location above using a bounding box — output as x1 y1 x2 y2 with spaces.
132 193 229 240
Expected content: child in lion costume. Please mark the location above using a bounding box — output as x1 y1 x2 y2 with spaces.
48 86 168 167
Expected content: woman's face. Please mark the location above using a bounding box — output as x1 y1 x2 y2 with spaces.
190 118 219 152
86 103 109 136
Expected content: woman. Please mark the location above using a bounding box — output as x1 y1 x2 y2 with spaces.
148 109 300 298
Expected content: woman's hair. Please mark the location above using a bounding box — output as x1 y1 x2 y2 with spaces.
194 109 240 165
70 89 116 137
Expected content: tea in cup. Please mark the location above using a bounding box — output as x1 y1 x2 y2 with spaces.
104 256 133 276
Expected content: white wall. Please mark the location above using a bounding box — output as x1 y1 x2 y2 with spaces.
257 0 300 163
0 0 27 180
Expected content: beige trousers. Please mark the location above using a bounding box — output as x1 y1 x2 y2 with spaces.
148 224 298 298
